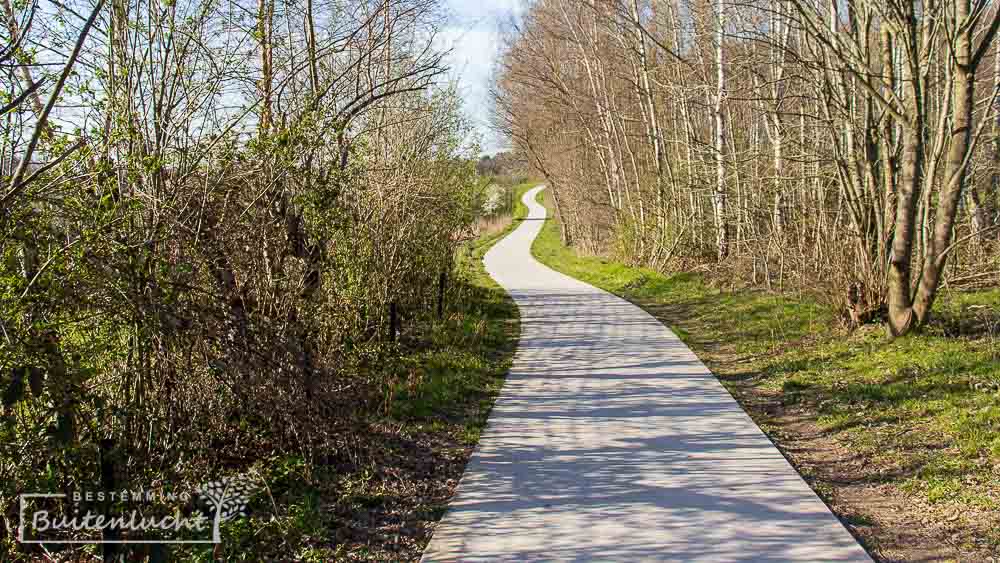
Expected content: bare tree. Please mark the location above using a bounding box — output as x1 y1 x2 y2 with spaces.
498 0 1000 334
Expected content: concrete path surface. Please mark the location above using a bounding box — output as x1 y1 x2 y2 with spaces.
422 186 871 562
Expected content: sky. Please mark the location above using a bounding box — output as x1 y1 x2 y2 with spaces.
439 0 526 155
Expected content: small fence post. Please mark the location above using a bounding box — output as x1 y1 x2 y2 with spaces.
437 271 447 319
100 438 119 562
389 302 398 342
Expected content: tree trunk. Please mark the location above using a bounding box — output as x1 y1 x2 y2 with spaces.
912 0 975 325
887 56 924 336
713 0 729 260
258 0 274 133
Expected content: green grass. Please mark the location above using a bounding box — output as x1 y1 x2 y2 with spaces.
384 181 540 441
530 187 1000 549
386 180 539 439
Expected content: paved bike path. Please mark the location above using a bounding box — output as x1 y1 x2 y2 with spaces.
422 186 870 562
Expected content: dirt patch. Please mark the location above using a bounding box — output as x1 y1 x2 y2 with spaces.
325 420 483 561
641 299 997 562
724 376 965 561
330 323 520 561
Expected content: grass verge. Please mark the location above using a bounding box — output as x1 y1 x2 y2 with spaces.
531 188 1000 561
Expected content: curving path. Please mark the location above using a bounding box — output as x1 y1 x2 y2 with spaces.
422 186 871 562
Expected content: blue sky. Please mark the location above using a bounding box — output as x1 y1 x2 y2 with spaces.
439 0 525 155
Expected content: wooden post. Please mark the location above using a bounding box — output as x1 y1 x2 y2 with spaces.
437 271 446 319
389 302 397 342
100 438 119 561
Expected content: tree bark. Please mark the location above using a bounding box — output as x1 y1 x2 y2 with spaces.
912 0 975 325
886 36 924 336
713 0 729 260
258 0 274 133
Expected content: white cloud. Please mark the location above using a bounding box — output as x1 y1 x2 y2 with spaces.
448 0 525 23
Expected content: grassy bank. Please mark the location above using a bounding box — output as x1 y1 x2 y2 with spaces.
531 189 1000 561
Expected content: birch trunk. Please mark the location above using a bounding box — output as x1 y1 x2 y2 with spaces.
713 0 729 260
